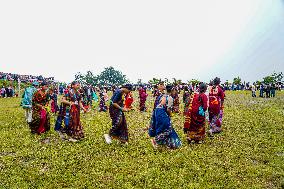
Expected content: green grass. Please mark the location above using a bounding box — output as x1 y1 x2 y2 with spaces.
0 91 283 188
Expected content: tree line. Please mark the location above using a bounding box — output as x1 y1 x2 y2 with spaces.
75 66 283 87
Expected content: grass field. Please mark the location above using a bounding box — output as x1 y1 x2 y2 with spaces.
0 91 283 188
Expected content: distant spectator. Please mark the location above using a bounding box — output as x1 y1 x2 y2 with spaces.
1 86 6 98
251 84 256 97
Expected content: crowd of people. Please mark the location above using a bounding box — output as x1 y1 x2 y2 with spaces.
251 83 279 98
0 70 279 148
1 85 15 98
0 72 54 83
19 77 229 149
222 82 283 91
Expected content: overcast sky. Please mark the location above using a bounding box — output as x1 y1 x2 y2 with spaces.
1 0 284 83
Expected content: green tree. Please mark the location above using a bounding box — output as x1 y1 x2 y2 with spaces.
271 72 283 82
75 67 128 86
75 71 98 86
188 79 200 86
263 76 275 84
172 78 182 85
262 72 283 84
233 77 242 85
97 67 128 86
148 78 161 85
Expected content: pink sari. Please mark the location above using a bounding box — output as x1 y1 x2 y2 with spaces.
37 109 47 134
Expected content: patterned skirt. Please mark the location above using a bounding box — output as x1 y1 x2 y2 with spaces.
67 105 84 140
209 109 223 133
51 101 58 113
186 112 206 142
29 108 50 134
109 105 128 142
139 98 147 111
99 99 108 112
172 97 180 113
149 108 181 148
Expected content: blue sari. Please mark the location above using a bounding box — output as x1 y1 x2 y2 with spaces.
149 95 181 149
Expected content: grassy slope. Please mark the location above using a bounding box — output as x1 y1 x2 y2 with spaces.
0 91 283 188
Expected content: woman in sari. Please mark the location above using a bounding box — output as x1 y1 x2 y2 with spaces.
55 81 86 141
124 91 134 110
48 88 58 114
208 77 225 135
184 83 208 143
149 85 182 149
171 87 180 113
183 86 192 116
104 84 133 144
66 81 86 141
147 82 165 132
29 81 50 134
139 86 148 112
99 88 108 112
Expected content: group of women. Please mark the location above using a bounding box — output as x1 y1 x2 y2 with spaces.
25 77 225 147
148 77 224 148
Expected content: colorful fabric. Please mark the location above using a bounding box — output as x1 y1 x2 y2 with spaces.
208 86 225 133
21 86 37 109
67 104 84 139
149 95 181 148
66 89 84 139
184 93 208 142
55 90 71 131
109 105 128 142
92 92 99 102
99 92 108 112
153 92 162 110
209 110 223 133
171 93 180 113
109 90 128 142
183 91 191 115
139 88 148 111
124 92 134 109
50 93 58 113
29 90 50 134
54 89 84 140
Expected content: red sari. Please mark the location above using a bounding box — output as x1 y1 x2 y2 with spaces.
67 89 84 140
29 90 50 134
139 88 148 111
184 92 208 142
124 92 134 109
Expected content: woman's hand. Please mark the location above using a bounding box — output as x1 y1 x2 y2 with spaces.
121 107 128 112
36 104 43 109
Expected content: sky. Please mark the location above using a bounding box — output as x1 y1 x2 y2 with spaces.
1 0 284 83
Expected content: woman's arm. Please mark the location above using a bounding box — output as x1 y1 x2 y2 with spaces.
112 102 127 112
80 101 87 112
61 96 72 106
